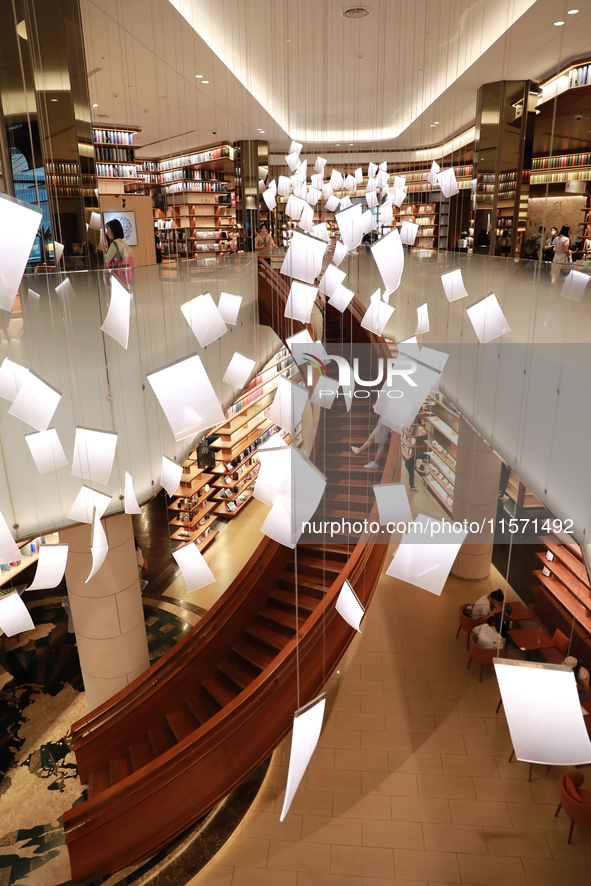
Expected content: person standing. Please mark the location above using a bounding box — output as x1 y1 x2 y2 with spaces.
255 223 276 261
105 218 134 285
499 229 511 257
550 225 570 283
351 419 394 470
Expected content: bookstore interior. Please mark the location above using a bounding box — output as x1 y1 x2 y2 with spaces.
1 2 591 885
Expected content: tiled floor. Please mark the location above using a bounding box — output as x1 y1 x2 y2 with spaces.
186 555 591 886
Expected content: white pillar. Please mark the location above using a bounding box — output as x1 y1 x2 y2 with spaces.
451 417 501 581
60 512 150 711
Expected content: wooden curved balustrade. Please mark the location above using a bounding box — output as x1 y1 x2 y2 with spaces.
63 257 399 881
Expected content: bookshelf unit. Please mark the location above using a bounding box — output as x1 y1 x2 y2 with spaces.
167 460 219 552
145 144 237 260
532 539 591 627
423 395 459 517
92 126 141 185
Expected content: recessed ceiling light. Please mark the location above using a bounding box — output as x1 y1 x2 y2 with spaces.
51 98 58 102
336 143 340 146
430 124 436 127
260 131 265 133
341 7 372 18
554 20 565 25
567 8 579 13
349 143 354 146
195 74 203 78
92 103 98 108
433 121 439 124
202 80 210 84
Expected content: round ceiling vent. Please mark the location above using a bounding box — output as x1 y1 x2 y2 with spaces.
341 7 372 19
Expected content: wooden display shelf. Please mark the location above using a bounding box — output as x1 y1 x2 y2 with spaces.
215 489 254 518
212 473 259 503
541 540 589 588
212 465 259 492
172 528 218 553
178 472 213 495
212 420 274 460
430 447 456 473
428 464 455 491
534 570 591 620
535 551 590 593
168 499 218 528
427 417 458 446
425 477 453 516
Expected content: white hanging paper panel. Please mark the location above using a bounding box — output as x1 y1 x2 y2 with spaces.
25 429 68 474
223 352 256 387
161 456 183 496
27 544 69 591
335 580 365 632
495 660 591 766
147 354 224 442
441 269 469 302
172 541 215 592
280 231 327 284
180 293 227 348
0 592 34 636
267 377 308 434
0 193 42 312
124 471 141 514
86 507 109 583
385 511 467 595
8 372 61 432
466 293 511 343
67 486 112 523
217 292 242 325
280 696 326 820
284 281 318 324
371 229 404 295
71 428 118 485
100 276 131 349
373 482 413 526
318 264 346 297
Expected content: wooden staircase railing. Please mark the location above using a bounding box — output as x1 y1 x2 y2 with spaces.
63 257 399 881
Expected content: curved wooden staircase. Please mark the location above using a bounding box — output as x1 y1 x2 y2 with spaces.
63 258 399 881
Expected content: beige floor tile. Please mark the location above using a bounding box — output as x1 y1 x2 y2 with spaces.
448 799 511 827
336 712 387 731
331 845 395 878
387 752 443 775
362 818 424 850
337 680 386 698
493 756 532 780
464 734 512 756
483 716 511 737
363 880 427 886
361 696 411 714
423 821 487 854
274 789 333 818
529 778 566 804
240 811 302 842
482 825 552 858
384 681 433 699
521 857 591 886
385 713 436 733
332 792 393 821
412 733 467 756
301 814 362 845
361 731 414 753
187 865 234 885
297 874 362 886
335 748 390 772
363 664 425 681
362 771 419 797
408 698 460 717
305 768 361 794
472 777 535 803
209 837 269 869
391 795 451 824
543 827 591 860
430 683 481 700
455 700 500 718
326 693 362 713
232 868 298 886
393 849 461 883
457 852 527 886
435 716 488 735
267 839 331 872
507 802 570 831
318 728 362 749
417 774 475 800
441 754 498 778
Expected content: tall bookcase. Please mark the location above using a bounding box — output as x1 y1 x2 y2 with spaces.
137 144 237 260
92 126 141 183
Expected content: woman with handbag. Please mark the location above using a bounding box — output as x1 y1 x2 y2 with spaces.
105 218 134 285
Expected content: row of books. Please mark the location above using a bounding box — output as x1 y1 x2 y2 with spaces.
156 145 233 171
46 162 79 175
95 146 135 163
47 175 80 186
96 163 138 178
530 170 591 184
532 153 591 170
93 129 135 146
164 182 231 196
568 66 591 89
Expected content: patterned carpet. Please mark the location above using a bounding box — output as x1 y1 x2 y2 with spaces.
0 596 198 886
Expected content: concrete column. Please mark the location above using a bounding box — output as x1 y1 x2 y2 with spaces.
451 417 501 581
60 513 150 711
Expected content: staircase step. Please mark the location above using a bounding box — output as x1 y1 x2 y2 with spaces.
129 741 154 773
232 639 275 671
166 706 198 743
259 604 302 633
202 673 240 709
218 654 259 691
148 724 176 757
246 621 291 653
277 572 328 594
109 755 132 786
324 492 371 505
269 587 321 614
185 690 220 726
88 769 111 798
286 554 343 575
297 543 348 561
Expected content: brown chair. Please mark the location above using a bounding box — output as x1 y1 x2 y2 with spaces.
555 771 591 843
456 604 485 650
466 634 499 682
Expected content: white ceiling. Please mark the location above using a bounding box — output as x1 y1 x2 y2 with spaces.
82 0 591 161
